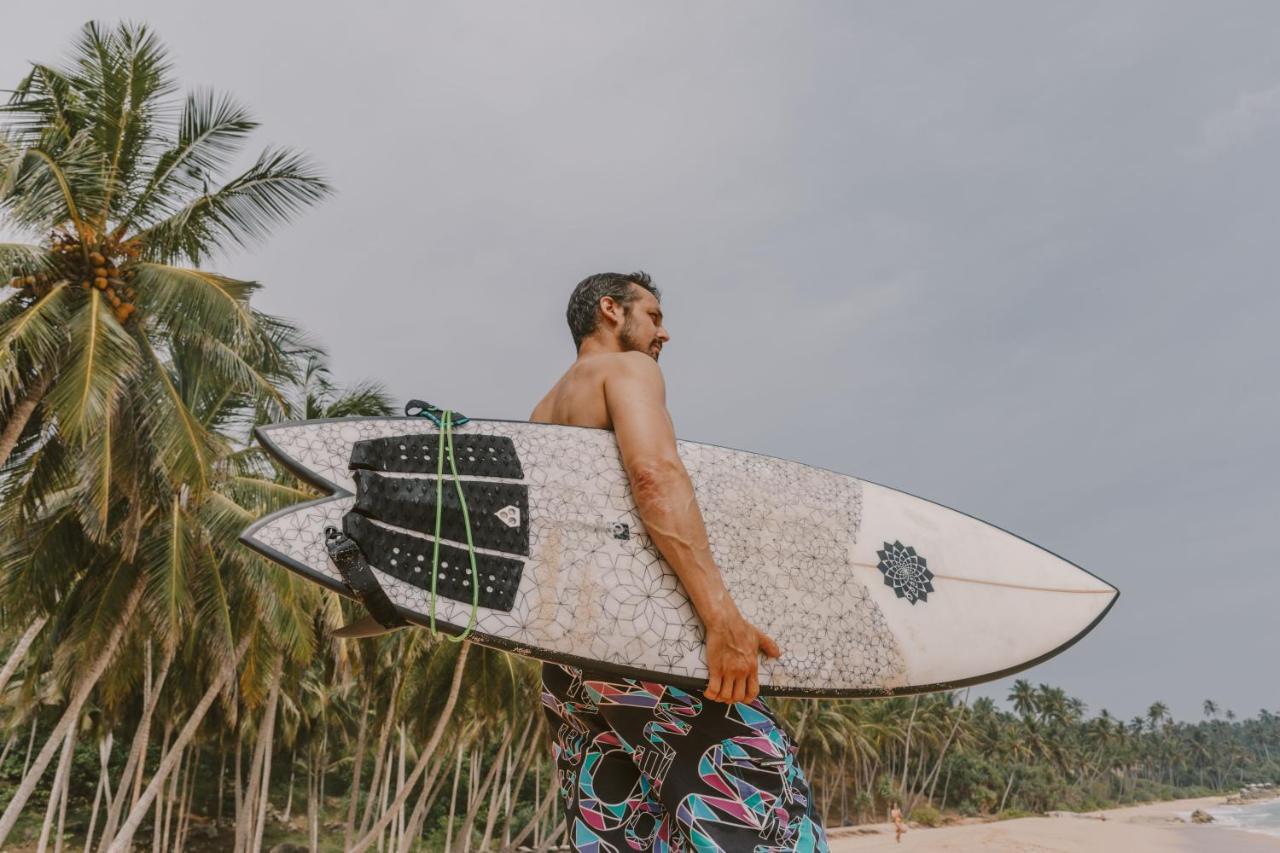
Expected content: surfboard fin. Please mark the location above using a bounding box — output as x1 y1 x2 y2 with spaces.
333 613 402 640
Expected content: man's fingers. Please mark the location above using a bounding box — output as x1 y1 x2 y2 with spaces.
729 676 748 704
746 671 760 704
759 631 782 659
705 671 723 702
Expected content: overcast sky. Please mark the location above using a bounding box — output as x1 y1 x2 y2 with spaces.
4 2 1277 722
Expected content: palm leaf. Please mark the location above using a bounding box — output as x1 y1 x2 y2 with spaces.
74 21 177 223
177 333 290 417
0 243 60 278
134 326 225 491
0 281 70 403
133 146 332 264
190 542 239 707
1 63 84 143
0 142 104 236
320 380 395 418
73 400 113 539
118 87 259 232
43 287 140 441
138 494 195 651
131 262 262 343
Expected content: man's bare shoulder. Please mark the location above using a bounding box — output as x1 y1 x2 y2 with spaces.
599 350 663 380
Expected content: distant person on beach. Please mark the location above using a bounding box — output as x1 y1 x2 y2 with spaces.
529 271 829 851
891 803 906 843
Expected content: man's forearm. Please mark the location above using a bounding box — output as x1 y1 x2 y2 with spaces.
629 462 738 629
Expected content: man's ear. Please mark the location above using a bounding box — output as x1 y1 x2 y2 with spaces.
598 295 624 329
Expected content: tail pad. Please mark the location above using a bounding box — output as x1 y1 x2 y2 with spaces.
348 433 524 479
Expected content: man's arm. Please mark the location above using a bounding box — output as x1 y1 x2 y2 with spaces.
604 351 780 704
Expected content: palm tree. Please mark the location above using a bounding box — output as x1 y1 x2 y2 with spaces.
1008 679 1037 720
0 20 329 844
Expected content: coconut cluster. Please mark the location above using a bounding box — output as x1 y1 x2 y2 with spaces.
8 230 143 324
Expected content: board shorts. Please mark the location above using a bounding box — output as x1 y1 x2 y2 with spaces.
540 662 829 852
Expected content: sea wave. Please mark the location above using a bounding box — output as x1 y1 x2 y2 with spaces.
1209 799 1280 839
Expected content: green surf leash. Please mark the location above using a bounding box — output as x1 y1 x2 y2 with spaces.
424 408 481 641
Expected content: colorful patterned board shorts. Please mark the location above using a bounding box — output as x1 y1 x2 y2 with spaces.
540 662 829 852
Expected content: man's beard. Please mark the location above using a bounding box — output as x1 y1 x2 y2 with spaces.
620 312 659 361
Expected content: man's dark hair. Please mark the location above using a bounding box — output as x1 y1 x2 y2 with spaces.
565 271 660 350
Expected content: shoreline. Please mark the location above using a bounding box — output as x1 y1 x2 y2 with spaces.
825 795 1280 851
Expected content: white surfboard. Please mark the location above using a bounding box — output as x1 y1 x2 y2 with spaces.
239 416 1117 697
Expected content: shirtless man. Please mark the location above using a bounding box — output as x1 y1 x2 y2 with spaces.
531 271 829 851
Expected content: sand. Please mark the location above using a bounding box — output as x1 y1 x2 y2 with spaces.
825 796 1280 852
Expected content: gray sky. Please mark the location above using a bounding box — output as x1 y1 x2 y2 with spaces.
4 1 1277 722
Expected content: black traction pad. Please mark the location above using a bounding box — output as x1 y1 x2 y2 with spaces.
349 433 524 479
343 513 523 612
349 470 530 556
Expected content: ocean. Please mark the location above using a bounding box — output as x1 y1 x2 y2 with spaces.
1211 799 1280 840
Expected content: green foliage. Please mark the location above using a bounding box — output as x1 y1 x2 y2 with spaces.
910 804 944 827
996 808 1036 820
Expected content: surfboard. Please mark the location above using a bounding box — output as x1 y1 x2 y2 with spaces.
238 415 1118 698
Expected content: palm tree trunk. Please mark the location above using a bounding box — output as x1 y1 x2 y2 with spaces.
445 745 464 853
0 615 47 696
305 754 317 853
0 581 142 846
358 668 402 837
375 739 394 852
98 642 175 847
251 656 284 853
174 747 197 853
151 721 174 853
22 717 38 777
899 695 918 803
398 746 452 853
505 764 557 853
498 714 540 847
478 736 510 852
159 742 183 853
103 634 251 853
0 373 50 471
36 724 76 853
925 693 969 807
998 766 1017 813
532 757 541 849
283 751 296 823
398 726 409 849
344 689 373 850
53 729 73 853
461 733 510 851
349 642 472 853
233 731 245 833
0 733 15 769
84 734 114 853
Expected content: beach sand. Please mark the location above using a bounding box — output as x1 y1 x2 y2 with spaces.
826 796 1280 852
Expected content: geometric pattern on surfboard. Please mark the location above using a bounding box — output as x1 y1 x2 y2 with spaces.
876 541 934 605
242 417 909 695
241 416 1119 697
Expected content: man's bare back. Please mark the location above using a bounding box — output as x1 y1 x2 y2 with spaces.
528 353 616 430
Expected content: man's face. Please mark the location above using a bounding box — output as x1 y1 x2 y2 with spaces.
617 286 669 361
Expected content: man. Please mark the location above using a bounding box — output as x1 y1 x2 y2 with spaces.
530 271 829 852
890 803 906 844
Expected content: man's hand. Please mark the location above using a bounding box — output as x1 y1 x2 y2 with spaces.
703 609 781 705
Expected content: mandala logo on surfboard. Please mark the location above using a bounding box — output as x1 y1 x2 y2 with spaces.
877 541 934 604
